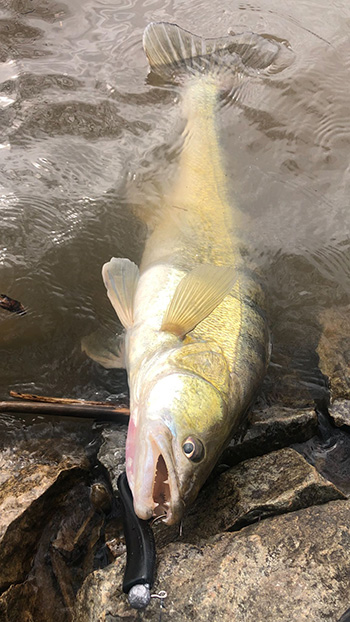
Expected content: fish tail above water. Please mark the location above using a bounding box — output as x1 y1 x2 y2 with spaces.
143 21 294 90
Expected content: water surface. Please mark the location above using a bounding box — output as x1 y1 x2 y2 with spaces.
0 1 350 436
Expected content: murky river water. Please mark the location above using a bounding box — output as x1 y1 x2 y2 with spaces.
0 0 349 404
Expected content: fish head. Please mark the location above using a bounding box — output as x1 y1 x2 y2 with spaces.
125 371 235 525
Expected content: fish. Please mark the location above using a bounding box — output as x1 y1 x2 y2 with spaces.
83 22 293 524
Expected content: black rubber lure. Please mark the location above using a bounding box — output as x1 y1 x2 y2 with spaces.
117 471 156 609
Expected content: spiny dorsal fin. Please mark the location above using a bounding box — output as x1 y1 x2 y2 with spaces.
102 258 139 329
161 264 236 338
81 329 125 369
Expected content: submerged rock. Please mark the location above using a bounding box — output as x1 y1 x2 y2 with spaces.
74 499 350 622
329 399 350 428
317 305 350 400
292 409 350 498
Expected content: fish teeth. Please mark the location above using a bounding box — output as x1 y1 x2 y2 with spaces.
163 479 169 485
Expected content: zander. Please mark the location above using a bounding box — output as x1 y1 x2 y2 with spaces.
84 22 292 524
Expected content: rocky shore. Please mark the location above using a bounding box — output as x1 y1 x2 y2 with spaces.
1 335 350 621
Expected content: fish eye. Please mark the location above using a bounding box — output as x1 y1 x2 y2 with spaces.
182 436 204 462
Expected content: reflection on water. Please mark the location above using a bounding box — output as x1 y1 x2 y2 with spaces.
0 2 349 459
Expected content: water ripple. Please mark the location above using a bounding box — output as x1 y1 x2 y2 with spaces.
0 0 350 407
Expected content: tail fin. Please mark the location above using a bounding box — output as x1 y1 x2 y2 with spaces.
143 22 293 82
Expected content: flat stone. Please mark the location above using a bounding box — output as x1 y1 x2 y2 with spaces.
73 499 350 622
155 447 345 547
0 435 89 591
222 405 318 465
329 400 350 428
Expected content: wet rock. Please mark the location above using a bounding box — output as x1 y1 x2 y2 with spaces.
0 436 89 591
317 305 350 400
292 410 350 498
223 405 318 465
73 499 350 622
97 425 127 494
155 448 345 547
0 473 122 622
185 448 344 539
73 558 125 622
329 400 350 428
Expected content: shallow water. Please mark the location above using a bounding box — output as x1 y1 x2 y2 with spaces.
0 3 350 458
1 0 350 406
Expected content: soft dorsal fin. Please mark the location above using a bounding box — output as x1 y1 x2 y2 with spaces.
81 329 125 369
102 258 139 329
161 264 236 337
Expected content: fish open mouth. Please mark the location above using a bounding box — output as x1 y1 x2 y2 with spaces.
152 454 171 519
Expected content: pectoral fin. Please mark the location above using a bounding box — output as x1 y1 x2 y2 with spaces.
81 329 125 369
161 264 236 338
102 258 139 329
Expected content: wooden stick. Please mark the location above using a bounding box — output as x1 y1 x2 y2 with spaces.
0 397 129 423
9 391 123 407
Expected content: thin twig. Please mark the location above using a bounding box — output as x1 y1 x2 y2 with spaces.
0 398 129 423
9 391 123 407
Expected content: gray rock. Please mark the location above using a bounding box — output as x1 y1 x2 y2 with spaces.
154 447 345 547
97 425 127 494
329 400 350 428
222 405 318 465
73 499 350 622
184 447 345 539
